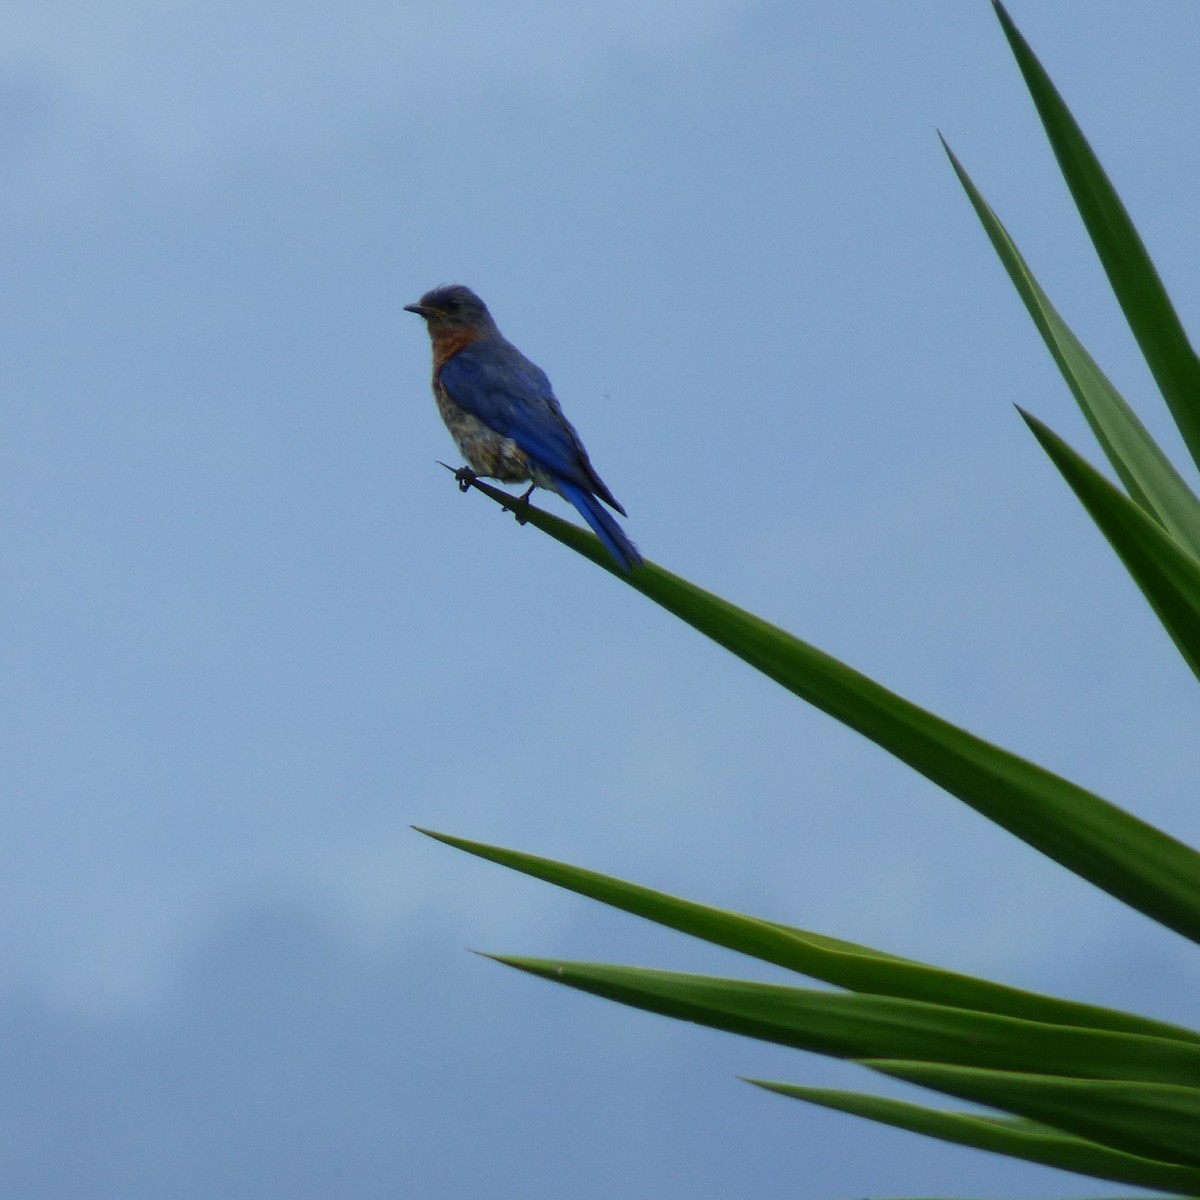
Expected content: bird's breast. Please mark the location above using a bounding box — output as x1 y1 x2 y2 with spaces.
429 328 482 372
434 381 531 483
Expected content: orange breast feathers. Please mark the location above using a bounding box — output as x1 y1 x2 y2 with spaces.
429 326 484 373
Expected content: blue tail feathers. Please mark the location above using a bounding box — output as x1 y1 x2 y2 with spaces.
558 482 642 572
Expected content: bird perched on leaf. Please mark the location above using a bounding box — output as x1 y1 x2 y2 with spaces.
405 284 642 571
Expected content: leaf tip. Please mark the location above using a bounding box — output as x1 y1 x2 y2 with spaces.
740 1076 773 1090
412 825 459 849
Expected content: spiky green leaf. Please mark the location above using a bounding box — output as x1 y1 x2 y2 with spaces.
421 829 1200 1047
992 0 1200 473
489 957 1200 1088
1022 410 1200 684
943 140 1200 554
746 1079 1200 1194
870 1058 1200 1169
461 477 1200 946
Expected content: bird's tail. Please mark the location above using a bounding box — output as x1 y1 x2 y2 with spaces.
558 482 643 573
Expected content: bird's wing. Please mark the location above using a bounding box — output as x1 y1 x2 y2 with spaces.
439 340 600 492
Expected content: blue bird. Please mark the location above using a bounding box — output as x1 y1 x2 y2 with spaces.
405 285 642 571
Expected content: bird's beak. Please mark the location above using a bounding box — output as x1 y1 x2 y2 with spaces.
404 302 434 317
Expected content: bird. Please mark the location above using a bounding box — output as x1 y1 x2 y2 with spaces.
405 284 642 571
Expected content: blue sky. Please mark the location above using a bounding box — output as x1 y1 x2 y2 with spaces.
3 2 1200 1196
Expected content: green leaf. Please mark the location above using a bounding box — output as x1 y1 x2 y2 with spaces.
942 139 1200 556
461 475 1200 945
745 1079 1200 1194
1022 409 1200 684
992 0 1200 475
869 1058 1200 1169
419 828 1200 1047
489 957 1200 1088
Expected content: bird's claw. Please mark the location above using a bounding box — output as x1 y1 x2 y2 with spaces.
454 467 477 493
501 484 536 524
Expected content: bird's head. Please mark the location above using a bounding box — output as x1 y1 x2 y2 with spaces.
404 285 497 334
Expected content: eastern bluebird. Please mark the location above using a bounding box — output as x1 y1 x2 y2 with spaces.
405 285 642 571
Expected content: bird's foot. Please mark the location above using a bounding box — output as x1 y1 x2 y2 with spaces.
453 466 477 493
503 484 536 524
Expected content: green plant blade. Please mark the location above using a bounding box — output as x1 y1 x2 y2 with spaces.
869 1059 1200 1169
1022 409 1200 684
462 476 1200 945
745 1079 1200 1193
488 958 1200 1088
420 828 1200 1047
942 139 1200 555
992 0 1200 474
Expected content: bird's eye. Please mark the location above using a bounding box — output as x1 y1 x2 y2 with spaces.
444 297 460 311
